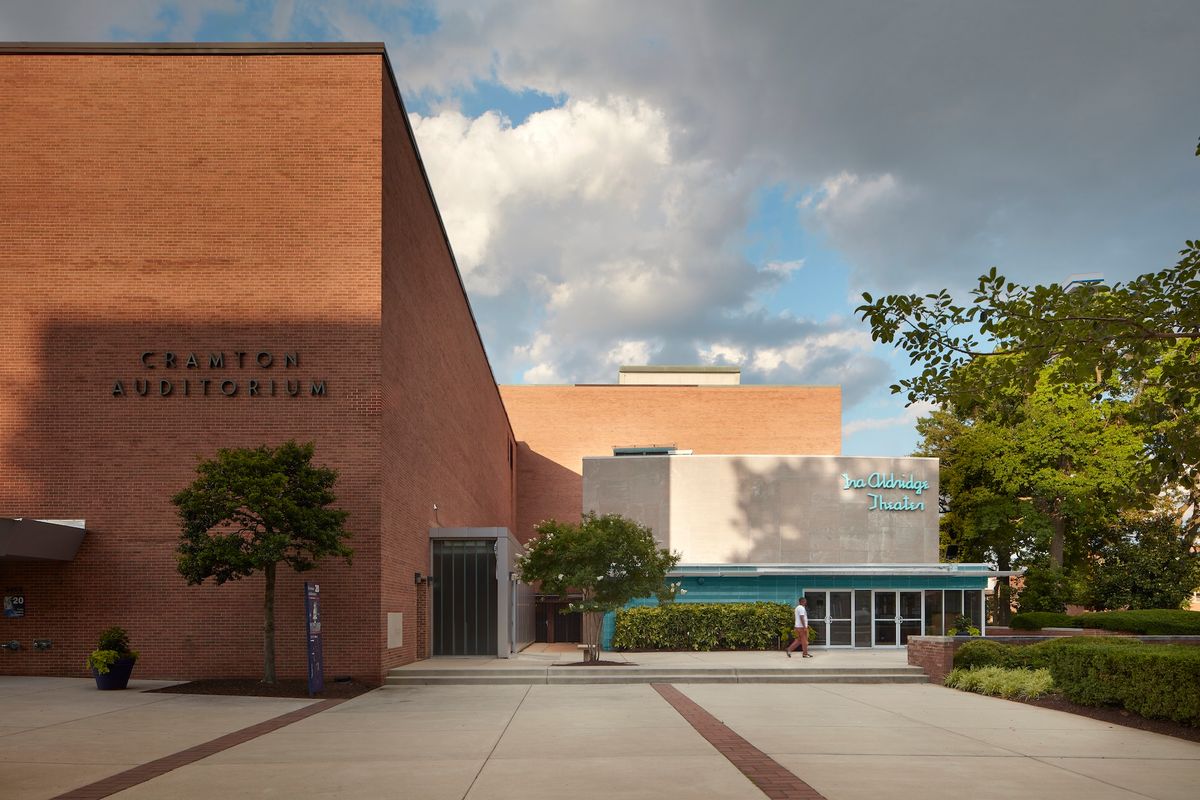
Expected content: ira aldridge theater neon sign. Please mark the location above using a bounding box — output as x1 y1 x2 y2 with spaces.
111 351 328 398
841 472 929 512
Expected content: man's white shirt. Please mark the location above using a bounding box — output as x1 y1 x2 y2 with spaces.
794 604 808 628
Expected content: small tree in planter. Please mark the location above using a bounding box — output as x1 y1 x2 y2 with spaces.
88 626 139 690
517 513 679 662
173 441 352 684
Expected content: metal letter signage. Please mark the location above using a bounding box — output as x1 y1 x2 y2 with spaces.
304 582 324 696
840 472 928 512
110 350 328 399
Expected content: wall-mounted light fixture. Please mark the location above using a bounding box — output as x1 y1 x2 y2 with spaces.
414 572 425 585
1 641 19 651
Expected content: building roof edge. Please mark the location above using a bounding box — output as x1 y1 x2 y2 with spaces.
0 42 386 55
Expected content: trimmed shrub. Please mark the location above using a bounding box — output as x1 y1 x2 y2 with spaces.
953 640 1017 670
1047 641 1200 724
1078 609 1200 636
1009 612 1079 630
945 667 1055 699
953 636 1139 671
611 602 816 651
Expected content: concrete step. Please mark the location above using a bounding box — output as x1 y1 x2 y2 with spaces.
387 665 926 679
384 671 928 686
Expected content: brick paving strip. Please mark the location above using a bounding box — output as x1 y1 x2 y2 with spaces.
652 684 827 800
51 698 345 800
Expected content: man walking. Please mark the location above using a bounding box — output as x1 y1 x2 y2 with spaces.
786 596 812 658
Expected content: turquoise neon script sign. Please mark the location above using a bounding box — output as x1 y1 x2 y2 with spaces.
841 473 929 512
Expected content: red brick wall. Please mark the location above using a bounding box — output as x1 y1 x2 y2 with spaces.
907 637 959 683
379 64 516 671
500 385 841 541
0 53 384 681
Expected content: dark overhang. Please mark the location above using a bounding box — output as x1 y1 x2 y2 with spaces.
0 519 86 562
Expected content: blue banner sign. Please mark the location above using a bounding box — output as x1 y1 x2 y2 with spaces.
3 588 24 618
841 473 928 512
304 582 324 695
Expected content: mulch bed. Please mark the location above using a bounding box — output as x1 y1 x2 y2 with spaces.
1017 694 1200 743
147 678 376 699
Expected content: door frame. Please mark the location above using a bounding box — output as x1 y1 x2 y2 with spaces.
802 589 855 648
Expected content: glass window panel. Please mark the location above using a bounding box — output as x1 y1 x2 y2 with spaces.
830 591 852 619
808 592 827 621
899 591 922 619
829 620 852 646
965 590 983 630
944 590 963 620
854 590 873 647
924 590 943 636
900 620 922 644
875 619 897 646
874 591 897 618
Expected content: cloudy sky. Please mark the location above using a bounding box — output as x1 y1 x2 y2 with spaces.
4 1 1197 455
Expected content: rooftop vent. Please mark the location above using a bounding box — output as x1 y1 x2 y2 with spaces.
618 365 740 385
612 445 693 456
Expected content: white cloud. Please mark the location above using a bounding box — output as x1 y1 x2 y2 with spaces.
763 259 804 275
844 401 938 437
699 343 746 365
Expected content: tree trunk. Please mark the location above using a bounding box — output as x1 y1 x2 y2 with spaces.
579 589 602 663
581 611 602 663
995 550 1013 625
263 561 277 684
1050 512 1065 568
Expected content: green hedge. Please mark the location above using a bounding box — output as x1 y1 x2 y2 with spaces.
1047 641 1200 725
953 636 1139 671
952 637 1200 725
1078 609 1200 635
1009 612 1079 630
1007 608 1200 634
611 602 817 651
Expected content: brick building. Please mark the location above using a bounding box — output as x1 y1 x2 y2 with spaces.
0 43 516 683
1 44 1002 682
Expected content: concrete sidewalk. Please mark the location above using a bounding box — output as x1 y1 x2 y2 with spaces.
387 647 926 685
395 647 914 669
1 676 1196 799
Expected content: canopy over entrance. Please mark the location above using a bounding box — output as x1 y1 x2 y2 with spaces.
0 518 86 561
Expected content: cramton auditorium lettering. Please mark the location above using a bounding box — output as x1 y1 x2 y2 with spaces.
110 350 328 398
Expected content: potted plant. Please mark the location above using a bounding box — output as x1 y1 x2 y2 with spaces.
88 626 138 690
947 614 981 637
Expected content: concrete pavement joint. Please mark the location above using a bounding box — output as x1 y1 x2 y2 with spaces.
47 697 344 800
461 683 532 800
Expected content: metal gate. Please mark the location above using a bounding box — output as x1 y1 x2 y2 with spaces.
432 539 497 656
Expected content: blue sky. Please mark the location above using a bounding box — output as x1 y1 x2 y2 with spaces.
3 1 1197 457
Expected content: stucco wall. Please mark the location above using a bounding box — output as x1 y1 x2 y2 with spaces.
584 455 939 564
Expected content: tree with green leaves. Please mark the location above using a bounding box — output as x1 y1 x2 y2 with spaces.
915 407 1029 622
857 141 1200 535
1084 511 1200 611
516 513 680 662
917 368 1146 568
174 441 352 683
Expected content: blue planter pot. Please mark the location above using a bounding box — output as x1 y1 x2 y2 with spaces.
92 656 136 690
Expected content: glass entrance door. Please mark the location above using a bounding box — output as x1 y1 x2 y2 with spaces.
899 591 923 644
827 591 852 646
804 591 853 647
873 590 924 646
